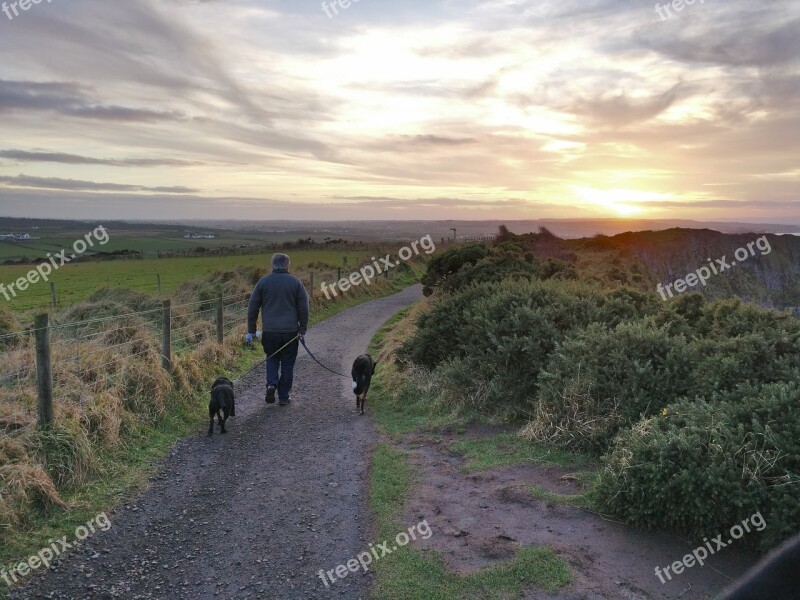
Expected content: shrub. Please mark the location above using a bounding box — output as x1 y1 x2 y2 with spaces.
525 321 695 453
421 245 491 294
596 382 800 549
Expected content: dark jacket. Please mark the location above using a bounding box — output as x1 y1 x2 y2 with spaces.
247 269 309 335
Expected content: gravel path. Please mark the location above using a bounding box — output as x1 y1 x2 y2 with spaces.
11 285 422 600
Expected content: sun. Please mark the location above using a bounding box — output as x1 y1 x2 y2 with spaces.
571 186 669 217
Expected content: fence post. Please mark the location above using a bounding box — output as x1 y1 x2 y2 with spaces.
337 267 341 281
34 313 53 429
309 273 314 299
216 293 224 344
161 300 172 371
49 282 57 308
157 274 162 296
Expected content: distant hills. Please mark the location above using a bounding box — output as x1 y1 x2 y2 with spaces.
2 217 798 243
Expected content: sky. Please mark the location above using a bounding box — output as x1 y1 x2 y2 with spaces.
0 0 798 222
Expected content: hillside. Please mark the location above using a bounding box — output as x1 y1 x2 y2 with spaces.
503 227 800 311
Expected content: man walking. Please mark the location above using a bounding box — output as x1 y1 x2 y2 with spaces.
247 253 310 406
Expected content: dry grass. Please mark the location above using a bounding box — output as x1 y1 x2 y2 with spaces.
0 270 253 534
520 370 622 451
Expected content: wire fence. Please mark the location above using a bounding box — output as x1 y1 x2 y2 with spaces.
0 292 255 439
0 251 413 438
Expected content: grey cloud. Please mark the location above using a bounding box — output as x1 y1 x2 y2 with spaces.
0 174 198 193
0 80 185 122
644 13 800 68
566 83 686 128
0 150 204 167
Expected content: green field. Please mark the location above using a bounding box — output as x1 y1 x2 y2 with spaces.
0 250 376 313
0 231 300 260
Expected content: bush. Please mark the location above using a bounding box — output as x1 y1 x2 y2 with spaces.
525 321 695 453
421 245 491 295
597 382 800 549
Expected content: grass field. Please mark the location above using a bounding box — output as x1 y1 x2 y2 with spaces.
0 249 380 313
0 226 311 261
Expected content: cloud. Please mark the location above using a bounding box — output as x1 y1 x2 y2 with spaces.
0 80 185 122
0 174 198 193
0 149 204 167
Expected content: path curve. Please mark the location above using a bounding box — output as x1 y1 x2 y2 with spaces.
12 285 423 600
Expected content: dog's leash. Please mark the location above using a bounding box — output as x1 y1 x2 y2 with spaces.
234 334 301 384
235 334 350 383
300 338 350 378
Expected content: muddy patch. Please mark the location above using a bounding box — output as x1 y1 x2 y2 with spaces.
399 430 760 600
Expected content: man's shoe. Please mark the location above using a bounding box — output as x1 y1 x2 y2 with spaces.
279 397 291 406
265 386 276 404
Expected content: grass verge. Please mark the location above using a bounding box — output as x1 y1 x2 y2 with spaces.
368 310 574 599
448 434 591 472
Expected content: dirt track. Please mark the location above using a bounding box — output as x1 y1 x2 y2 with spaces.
11 285 423 600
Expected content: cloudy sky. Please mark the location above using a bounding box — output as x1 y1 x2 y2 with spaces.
0 0 798 221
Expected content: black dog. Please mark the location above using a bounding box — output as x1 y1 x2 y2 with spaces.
209 377 235 436
351 354 377 415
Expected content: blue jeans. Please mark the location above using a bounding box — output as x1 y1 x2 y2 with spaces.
262 332 299 401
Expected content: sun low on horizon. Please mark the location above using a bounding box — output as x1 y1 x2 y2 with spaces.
0 0 798 223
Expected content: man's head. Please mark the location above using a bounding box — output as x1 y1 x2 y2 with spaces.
272 253 290 271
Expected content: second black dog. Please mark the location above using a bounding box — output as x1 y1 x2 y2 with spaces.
209 377 235 436
351 354 377 415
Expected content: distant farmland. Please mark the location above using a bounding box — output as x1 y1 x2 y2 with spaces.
0 230 312 261
0 249 375 313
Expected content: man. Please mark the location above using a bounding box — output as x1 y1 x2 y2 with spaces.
247 253 309 406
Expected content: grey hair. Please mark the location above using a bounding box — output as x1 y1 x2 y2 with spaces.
272 253 290 271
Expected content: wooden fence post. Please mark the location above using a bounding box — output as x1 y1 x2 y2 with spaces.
157 274 162 296
216 293 224 344
49 282 57 308
337 267 342 281
34 313 53 429
309 273 314 299
161 300 172 371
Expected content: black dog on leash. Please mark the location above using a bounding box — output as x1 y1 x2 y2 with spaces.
351 355 377 415
209 377 235 436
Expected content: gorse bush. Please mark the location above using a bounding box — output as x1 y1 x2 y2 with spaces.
597 383 800 550
400 280 666 417
420 240 577 296
527 321 695 453
397 236 800 548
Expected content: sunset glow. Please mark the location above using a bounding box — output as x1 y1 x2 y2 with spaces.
0 0 797 222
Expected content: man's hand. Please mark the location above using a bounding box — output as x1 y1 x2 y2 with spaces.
246 333 254 343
